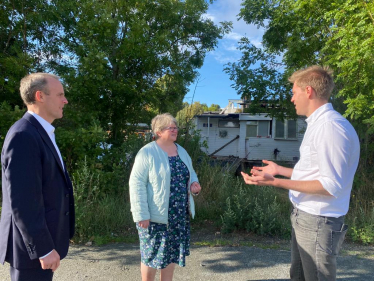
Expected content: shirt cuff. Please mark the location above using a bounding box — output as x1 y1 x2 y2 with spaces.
39 250 53 259
318 178 338 197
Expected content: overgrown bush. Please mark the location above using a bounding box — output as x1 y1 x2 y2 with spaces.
346 164 374 244
73 157 102 240
71 135 148 241
220 182 291 237
348 207 374 245
98 135 148 196
179 130 292 238
177 127 208 165
55 107 108 172
192 159 234 221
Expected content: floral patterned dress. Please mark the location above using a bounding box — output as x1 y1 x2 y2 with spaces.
136 155 190 269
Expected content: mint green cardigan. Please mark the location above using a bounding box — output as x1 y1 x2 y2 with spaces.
129 141 199 224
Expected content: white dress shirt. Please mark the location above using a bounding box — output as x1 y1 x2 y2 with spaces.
28 111 64 170
290 103 360 217
28 111 64 259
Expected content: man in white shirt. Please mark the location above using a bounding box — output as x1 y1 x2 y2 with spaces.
0 73 75 281
241 66 360 281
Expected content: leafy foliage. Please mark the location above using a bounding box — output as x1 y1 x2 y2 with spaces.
0 0 65 105
71 135 147 240
1 0 230 146
235 0 374 126
48 0 230 145
0 102 24 149
176 101 208 129
221 183 291 237
176 101 221 130
224 38 297 120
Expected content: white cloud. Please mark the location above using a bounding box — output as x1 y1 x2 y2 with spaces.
251 39 263 49
209 49 241 64
224 32 243 41
206 0 265 64
222 41 239 52
208 0 264 38
202 13 215 21
223 45 238 52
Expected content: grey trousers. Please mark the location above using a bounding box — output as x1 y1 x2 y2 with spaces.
290 208 348 281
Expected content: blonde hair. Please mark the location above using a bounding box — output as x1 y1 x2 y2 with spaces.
151 113 178 138
288 66 334 100
20 73 60 105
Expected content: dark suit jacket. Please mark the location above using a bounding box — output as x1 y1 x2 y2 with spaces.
0 113 75 269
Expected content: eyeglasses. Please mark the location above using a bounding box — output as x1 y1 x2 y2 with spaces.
163 126 179 132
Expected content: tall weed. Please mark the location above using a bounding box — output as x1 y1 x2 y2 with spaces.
72 159 133 241
346 164 374 244
221 182 291 237
72 157 101 240
71 135 146 241
69 131 373 244
192 159 234 222
99 135 148 196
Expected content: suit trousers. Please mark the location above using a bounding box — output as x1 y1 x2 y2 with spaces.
290 208 348 281
10 266 53 281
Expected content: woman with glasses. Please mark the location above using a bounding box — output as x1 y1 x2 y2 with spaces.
130 113 201 281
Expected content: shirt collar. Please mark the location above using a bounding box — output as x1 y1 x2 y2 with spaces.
305 103 333 125
27 111 55 136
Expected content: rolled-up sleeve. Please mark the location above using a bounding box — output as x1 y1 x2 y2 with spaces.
315 121 352 197
129 149 150 222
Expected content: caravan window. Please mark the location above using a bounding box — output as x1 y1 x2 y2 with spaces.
246 121 270 137
218 119 239 128
275 119 297 139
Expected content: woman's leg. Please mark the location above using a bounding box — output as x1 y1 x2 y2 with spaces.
160 263 176 281
141 262 157 281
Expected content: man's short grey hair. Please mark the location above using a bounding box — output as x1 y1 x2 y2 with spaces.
19 73 60 105
151 113 178 138
288 65 334 100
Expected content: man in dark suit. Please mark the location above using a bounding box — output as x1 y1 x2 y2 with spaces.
0 73 75 281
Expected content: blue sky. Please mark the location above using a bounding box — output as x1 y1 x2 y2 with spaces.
183 0 265 109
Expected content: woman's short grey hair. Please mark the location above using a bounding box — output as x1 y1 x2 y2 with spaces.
288 65 334 100
19 73 60 105
151 113 178 138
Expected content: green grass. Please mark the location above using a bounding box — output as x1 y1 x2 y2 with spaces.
92 234 139 246
73 194 134 243
192 239 285 250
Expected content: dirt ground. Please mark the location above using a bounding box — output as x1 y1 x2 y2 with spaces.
1 229 373 281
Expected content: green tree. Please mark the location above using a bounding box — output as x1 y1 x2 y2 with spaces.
176 101 208 129
0 102 24 145
1 0 42 106
0 0 70 106
0 0 230 173
224 38 296 120
234 0 374 125
207 103 220 111
50 0 230 146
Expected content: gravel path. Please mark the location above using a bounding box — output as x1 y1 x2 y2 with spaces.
1 242 373 281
